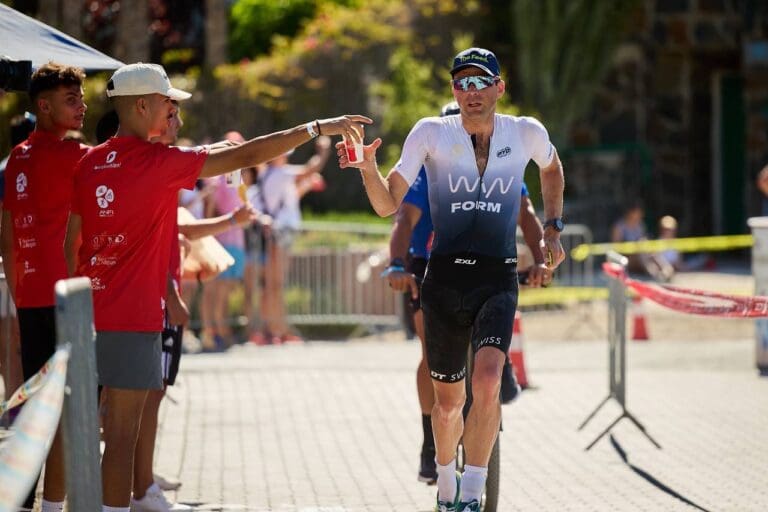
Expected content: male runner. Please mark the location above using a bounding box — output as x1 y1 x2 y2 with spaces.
340 48 565 511
64 62 369 512
1 62 89 512
385 101 551 486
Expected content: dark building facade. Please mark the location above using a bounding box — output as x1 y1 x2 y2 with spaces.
565 0 768 240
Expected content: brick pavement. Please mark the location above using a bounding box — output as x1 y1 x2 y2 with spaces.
152 334 768 512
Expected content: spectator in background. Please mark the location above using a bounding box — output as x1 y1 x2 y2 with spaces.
1 62 89 512
610 202 661 278
200 131 248 350
250 136 331 345
0 112 35 428
656 215 681 275
654 215 712 275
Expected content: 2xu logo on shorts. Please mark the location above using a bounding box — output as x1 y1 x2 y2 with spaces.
454 258 476 265
431 366 466 382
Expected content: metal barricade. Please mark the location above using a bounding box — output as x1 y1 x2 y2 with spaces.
286 221 400 327
55 277 102 510
283 222 595 327
577 252 660 450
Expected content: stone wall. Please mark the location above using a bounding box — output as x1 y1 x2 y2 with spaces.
567 0 768 240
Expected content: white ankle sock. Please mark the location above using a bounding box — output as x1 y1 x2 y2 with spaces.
41 500 64 512
460 464 488 503
102 506 129 512
436 458 458 502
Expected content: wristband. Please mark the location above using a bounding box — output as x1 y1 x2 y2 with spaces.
380 265 406 278
306 121 319 139
389 257 406 268
228 213 237 226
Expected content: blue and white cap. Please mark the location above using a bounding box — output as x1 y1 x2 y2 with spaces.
450 48 500 77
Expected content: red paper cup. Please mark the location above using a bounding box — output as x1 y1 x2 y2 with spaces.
344 136 364 164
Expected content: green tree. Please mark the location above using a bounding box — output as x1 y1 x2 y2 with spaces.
228 0 358 61
512 0 640 144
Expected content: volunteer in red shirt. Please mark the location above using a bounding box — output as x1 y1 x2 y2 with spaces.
0 62 88 512
63 62 371 511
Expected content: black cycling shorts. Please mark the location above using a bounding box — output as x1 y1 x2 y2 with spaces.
406 256 428 312
421 254 518 383
17 306 57 380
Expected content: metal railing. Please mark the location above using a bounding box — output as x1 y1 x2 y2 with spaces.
0 277 100 510
283 221 595 327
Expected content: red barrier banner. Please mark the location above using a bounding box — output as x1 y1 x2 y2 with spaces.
602 263 768 317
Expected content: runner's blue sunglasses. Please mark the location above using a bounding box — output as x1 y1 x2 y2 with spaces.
452 75 499 91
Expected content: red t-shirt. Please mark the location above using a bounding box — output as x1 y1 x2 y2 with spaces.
72 136 206 331
3 131 88 308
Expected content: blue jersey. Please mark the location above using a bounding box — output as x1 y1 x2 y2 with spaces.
403 167 433 258
395 114 553 259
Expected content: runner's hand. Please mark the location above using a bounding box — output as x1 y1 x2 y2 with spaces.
543 233 565 270
387 269 419 299
526 263 552 288
337 138 383 170
316 115 373 142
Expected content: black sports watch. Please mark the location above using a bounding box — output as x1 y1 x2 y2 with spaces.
543 218 565 232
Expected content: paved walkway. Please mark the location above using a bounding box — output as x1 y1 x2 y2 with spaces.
153 334 768 512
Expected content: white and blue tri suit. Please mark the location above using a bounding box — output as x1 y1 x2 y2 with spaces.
394 113 554 382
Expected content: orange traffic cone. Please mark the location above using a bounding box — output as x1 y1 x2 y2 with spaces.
508 311 529 388
631 296 650 341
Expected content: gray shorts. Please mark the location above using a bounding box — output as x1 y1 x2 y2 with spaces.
96 331 163 390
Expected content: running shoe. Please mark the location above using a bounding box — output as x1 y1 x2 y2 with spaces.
458 500 481 511
434 471 461 512
418 446 437 484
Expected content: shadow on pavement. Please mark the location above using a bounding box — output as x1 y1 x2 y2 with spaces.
609 434 712 512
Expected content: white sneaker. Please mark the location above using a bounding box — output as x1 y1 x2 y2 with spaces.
154 472 182 491
130 486 191 512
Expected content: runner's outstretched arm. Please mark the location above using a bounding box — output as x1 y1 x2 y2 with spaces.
337 138 410 217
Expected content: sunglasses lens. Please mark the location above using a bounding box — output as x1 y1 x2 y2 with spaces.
452 76 495 91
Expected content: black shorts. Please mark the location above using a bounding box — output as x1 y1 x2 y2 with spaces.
421 254 518 383
406 256 428 312
161 324 183 386
17 306 56 380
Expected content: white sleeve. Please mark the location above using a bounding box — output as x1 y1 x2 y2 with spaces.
518 116 555 168
394 118 435 186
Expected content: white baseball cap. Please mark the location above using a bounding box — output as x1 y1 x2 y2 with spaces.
106 63 191 101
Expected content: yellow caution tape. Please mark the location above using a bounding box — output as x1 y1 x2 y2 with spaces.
519 287 608 306
571 235 753 262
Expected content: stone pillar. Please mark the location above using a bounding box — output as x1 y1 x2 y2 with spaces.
747 216 768 376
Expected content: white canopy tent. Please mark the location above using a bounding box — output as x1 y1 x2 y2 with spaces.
0 3 123 71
